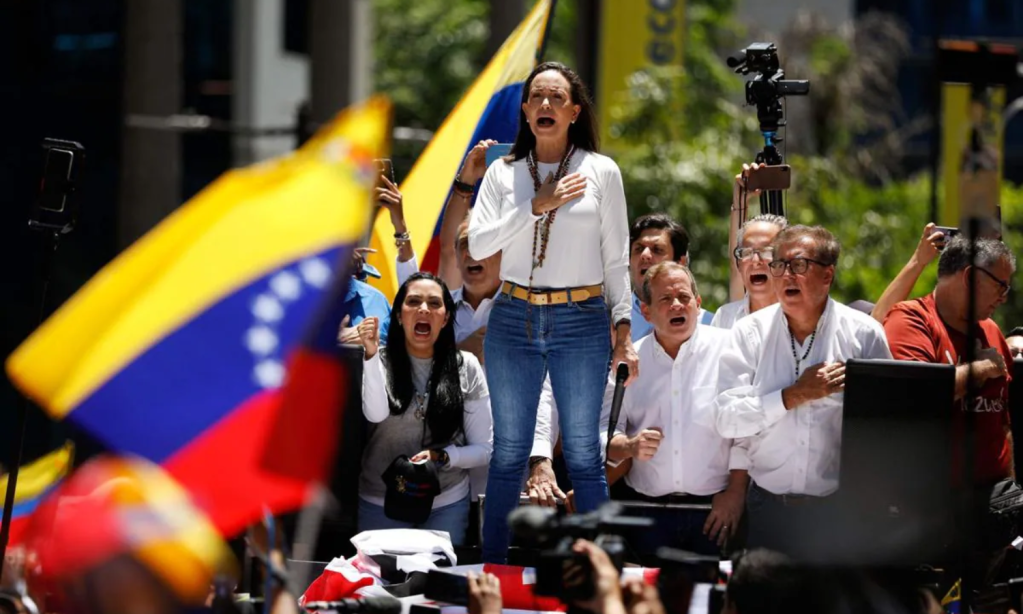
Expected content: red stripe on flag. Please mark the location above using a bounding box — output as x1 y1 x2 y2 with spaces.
421 235 442 275
263 349 348 486
164 389 309 537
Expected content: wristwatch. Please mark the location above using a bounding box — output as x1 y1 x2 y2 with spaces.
433 448 450 468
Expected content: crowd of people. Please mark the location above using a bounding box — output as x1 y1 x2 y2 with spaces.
335 60 1021 609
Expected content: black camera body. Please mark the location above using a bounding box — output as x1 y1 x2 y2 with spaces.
727 42 810 134
508 503 652 603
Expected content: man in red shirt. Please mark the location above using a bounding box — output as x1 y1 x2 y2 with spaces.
884 235 1015 483
884 235 1016 599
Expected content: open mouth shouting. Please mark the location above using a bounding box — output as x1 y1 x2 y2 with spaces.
465 263 484 277
782 286 801 298
535 116 556 128
413 321 433 338
668 315 688 328
747 273 769 288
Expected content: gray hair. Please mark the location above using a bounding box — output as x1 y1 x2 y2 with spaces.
641 261 699 304
938 236 1016 277
737 214 788 247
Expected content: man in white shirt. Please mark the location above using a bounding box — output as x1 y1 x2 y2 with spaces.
712 214 787 329
714 225 891 557
605 262 748 556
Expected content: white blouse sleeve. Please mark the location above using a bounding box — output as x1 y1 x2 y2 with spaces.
362 352 391 424
468 162 542 260
597 160 632 325
444 353 493 469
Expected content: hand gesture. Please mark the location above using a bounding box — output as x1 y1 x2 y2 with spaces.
526 457 567 508
630 428 663 461
733 162 766 207
376 175 405 224
532 172 587 215
974 347 1008 384
567 540 626 614
410 449 439 463
613 338 640 387
457 326 487 365
459 139 499 185
784 362 845 409
358 316 380 359
914 222 945 267
467 572 503 614
703 487 745 547
338 315 363 346
621 577 666 614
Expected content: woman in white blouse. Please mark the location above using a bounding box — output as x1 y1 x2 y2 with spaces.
468 62 637 563
355 272 493 545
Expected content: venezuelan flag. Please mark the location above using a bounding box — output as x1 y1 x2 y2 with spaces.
0 442 73 546
6 98 391 536
366 0 554 299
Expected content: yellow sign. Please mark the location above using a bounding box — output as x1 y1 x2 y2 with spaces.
597 0 686 150
940 83 1004 227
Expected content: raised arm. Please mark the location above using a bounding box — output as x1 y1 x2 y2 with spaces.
438 140 498 289
871 223 943 322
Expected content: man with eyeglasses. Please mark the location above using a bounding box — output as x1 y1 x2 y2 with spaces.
714 225 891 556
712 214 788 329
884 235 1016 484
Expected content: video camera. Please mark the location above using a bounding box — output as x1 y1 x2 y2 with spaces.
727 42 810 215
727 42 809 135
508 502 653 602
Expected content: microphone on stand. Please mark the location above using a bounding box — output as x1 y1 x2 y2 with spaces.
605 363 630 462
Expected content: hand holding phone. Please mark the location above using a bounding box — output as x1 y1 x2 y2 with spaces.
744 164 791 192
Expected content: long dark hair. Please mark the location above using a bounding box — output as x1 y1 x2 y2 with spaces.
508 61 599 160
381 272 464 446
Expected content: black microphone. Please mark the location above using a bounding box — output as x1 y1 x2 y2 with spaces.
304 596 402 614
605 363 631 463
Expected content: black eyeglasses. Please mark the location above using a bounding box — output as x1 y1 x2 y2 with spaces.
975 266 1011 297
768 257 832 277
733 246 774 262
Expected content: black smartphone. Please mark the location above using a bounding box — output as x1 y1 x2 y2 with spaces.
935 226 959 249
30 138 85 234
423 570 469 606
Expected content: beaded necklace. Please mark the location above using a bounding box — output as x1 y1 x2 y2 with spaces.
523 146 575 338
788 325 818 378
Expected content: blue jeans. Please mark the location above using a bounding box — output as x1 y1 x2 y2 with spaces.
358 494 470 546
481 291 612 563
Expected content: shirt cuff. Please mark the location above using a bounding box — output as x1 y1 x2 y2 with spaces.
762 389 788 426
529 438 553 460
728 443 750 471
443 444 461 469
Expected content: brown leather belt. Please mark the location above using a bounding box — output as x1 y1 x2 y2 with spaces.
500 281 603 306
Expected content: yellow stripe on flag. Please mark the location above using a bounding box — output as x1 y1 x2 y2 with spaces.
0 442 74 503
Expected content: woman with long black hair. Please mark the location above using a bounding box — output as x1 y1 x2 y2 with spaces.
355 272 493 545
468 62 638 562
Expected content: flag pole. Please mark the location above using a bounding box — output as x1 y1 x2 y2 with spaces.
536 0 559 63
